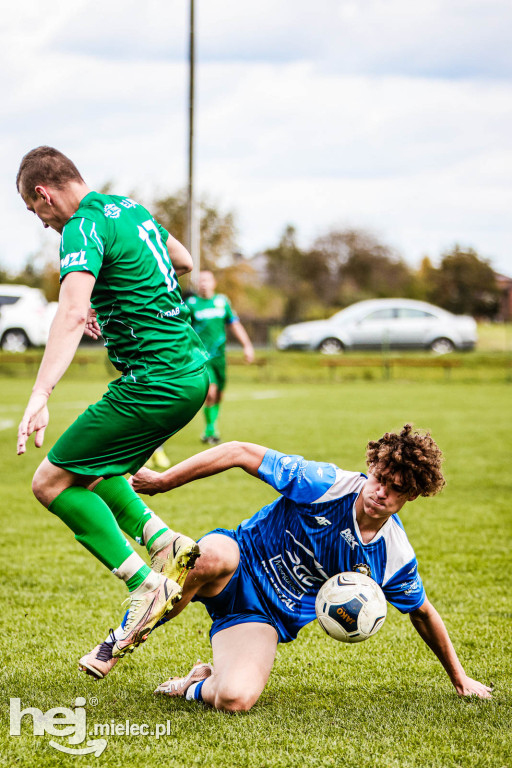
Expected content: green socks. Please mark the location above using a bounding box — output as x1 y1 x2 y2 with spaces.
93 475 170 553
49 486 135 572
49 481 169 592
204 403 220 437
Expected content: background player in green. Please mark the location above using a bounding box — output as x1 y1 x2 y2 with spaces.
16 146 209 658
185 269 254 444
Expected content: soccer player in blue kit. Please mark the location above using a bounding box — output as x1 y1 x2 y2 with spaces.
80 425 492 708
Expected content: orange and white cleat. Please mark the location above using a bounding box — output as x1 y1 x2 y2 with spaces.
154 660 213 698
79 630 119 680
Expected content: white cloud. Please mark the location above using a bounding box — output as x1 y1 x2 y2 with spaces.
1 0 511 277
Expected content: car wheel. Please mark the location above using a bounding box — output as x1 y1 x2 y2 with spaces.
1 329 30 353
430 337 455 355
318 337 344 354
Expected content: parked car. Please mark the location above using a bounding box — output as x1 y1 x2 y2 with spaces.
0 284 57 352
276 298 477 354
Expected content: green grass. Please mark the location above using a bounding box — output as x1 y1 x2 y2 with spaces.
0 358 511 767
474 322 512 352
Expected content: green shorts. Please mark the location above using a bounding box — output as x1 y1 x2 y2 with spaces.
206 355 226 391
48 367 209 477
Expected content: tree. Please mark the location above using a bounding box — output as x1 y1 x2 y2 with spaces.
150 189 237 273
310 228 412 306
428 246 500 318
0 240 60 301
215 260 284 321
264 226 321 323
408 256 436 301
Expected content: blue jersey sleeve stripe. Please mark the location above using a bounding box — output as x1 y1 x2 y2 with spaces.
381 558 426 613
257 449 338 504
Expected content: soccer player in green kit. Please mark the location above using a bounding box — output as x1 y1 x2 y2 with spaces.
16 146 209 659
185 270 254 444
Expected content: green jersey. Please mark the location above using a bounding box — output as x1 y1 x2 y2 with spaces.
185 293 238 360
59 192 207 380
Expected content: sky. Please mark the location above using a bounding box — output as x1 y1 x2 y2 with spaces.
1 0 512 275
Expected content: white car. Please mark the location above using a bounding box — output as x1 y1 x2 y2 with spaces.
0 284 58 352
276 298 477 354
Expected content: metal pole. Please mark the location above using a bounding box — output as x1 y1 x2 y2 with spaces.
187 0 200 286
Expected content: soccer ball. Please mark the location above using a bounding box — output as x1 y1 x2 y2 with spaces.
315 572 387 643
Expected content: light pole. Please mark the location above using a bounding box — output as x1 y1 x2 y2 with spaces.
187 0 200 286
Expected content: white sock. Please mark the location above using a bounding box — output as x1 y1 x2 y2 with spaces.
185 682 200 701
113 551 150 583
143 515 174 555
130 570 161 597
108 625 125 643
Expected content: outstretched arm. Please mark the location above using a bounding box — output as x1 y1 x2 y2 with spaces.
17 272 95 455
409 598 492 699
131 441 267 495
229 320 255 363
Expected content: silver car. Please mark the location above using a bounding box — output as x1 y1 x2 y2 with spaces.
276 299 477 354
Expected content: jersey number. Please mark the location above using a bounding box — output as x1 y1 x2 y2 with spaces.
137 220 177 292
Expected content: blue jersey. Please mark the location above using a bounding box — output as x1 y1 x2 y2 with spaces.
233 449 426 642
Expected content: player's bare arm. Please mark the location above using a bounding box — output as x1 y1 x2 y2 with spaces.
409 598 492 699
166 234 193 276
17 272 96 454
229 320 255 363
131 441 267 495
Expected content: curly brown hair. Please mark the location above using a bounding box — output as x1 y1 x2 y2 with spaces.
365 424 445 498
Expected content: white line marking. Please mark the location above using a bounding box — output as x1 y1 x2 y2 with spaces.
0 419 15 431
0 401 91 415
0 391 281 419
224 390 282 402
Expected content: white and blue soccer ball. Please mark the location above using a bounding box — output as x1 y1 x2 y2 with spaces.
315 572 387 643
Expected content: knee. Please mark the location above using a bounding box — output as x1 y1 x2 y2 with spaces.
205 385 219 407
213 685 258 713
197 536 239 579
31 466 50 506
31 462 69 508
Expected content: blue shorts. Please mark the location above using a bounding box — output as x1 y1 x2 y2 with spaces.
194 528 281 642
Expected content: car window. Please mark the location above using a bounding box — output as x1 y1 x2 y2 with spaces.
397 308 436 319
0 295 20 306
362 308 396 321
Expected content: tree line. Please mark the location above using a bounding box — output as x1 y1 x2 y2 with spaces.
1 188 501 323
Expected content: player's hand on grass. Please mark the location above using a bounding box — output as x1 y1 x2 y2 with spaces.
17 391 50 454
84 307 101 339
455 675 493 699
130 467 163 495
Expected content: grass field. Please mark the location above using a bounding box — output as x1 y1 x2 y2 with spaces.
1 353 511 768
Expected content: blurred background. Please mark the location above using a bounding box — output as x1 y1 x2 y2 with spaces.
1 0 511 346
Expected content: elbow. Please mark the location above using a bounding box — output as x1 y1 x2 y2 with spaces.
223 441 244 464
225 441 256 472
179 254 194 275
168 242 193 275
61 305 88 330
218 441 246 468
409 598 432 626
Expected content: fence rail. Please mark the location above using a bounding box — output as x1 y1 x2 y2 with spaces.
0 350 510 383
